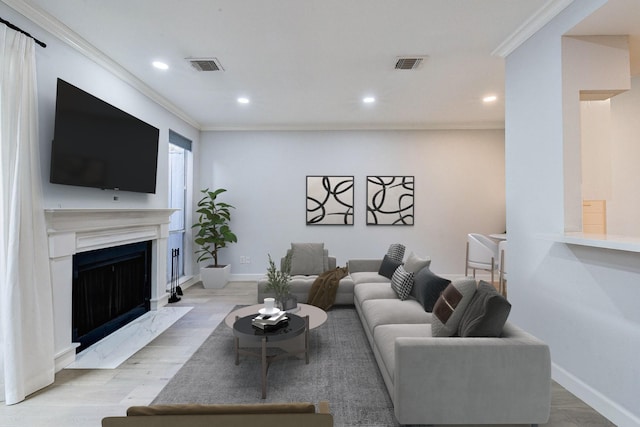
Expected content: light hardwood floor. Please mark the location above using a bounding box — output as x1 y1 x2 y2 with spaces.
0 282 615 427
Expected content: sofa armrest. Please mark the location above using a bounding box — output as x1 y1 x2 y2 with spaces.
347 259 382 273
393 325 551 425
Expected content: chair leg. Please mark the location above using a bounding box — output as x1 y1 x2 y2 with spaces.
499 249 506 296
490 257 495 284
465 241 469 276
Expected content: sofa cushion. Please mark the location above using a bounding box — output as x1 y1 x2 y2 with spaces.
410 267 451 312
390 265 414 300
378 255 402 279
458 280 511 337
350 271 390 285
403 252 431 273
360 299 432 336
431 277 477 337
354 282 396 304
290 243 325 275
386 243 406 263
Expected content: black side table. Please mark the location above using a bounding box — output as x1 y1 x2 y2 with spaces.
233 313 309 398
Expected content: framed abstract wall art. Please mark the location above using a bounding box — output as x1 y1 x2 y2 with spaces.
366 176 414 225
306 175 354 225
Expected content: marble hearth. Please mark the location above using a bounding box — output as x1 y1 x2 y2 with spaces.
45 209 175 371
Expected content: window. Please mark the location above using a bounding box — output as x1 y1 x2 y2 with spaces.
167 130 191 283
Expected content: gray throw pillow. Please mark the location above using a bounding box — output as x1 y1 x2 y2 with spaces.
390 265 414 301
431 277 477 337
290 243 325 275
386 243 405 263
458 280 511 337
322 249 329 271
403 251 431 273
378 255 401 279
410 267 451 312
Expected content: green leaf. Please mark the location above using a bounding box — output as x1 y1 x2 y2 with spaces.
192 187 237 267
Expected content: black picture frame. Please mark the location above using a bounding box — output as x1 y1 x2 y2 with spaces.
306 176 354 225
366 176 414 225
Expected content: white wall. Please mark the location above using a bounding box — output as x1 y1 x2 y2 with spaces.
1 3 204 369
506 1 640 425
0 3 202 306
609 76 640 236
580 77 640 237
198 129 505 278
562 35 630 231
581 99 612 202
0 4 200 212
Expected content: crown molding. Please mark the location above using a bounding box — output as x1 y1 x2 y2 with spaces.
492 0 575 57
2 0 201 130
200 121 505 132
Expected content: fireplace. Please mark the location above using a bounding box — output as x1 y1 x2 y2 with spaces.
73 241 152 352
45 209 175 370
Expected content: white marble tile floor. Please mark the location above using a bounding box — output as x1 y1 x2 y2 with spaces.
68 306 193 369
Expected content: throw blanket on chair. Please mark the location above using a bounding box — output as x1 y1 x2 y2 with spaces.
307 266 349 310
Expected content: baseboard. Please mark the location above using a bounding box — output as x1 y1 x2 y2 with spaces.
54 344 80 372
175 275 199 290
552 363 640 427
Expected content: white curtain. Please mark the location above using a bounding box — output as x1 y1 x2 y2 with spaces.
0 24 55 405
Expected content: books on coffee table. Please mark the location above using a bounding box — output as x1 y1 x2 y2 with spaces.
252 311 288 329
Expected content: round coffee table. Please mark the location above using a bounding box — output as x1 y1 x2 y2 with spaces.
232 313 309 399
225 303 328 329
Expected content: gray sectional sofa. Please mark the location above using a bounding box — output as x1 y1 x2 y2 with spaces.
257 247 355 305
257 244 551 426
348 258 551 426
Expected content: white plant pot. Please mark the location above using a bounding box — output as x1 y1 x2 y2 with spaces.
200 264 231 289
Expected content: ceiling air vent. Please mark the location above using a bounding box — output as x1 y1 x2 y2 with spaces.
394 56 427 70
188 58 224 72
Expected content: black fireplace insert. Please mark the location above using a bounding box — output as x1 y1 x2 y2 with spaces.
72 241 152 353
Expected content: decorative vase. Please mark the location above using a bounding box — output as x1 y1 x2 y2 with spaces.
276 292 297 311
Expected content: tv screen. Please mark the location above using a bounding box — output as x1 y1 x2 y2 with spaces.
50 78 159 194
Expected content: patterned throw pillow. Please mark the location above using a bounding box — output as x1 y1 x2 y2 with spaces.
391 265 414 301
431 278 477 337
386 243 405 263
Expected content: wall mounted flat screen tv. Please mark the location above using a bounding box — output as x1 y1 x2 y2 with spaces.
50 78 159 194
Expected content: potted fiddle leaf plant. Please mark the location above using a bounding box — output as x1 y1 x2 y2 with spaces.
193 188 238 288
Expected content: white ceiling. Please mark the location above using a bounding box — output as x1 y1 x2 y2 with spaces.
9 0 640 130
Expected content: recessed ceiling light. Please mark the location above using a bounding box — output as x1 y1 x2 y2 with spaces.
483 95 497 103
363 96 376 104
237 97 250 104
152 61 169 70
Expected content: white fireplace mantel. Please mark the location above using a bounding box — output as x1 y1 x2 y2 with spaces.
45 209 175 371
